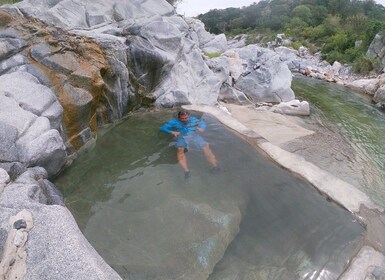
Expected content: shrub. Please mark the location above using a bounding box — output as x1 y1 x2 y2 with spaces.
352 55 382 74
323 50 345 64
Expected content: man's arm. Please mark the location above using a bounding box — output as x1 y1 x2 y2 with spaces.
194 117 207 132
160 120 180 136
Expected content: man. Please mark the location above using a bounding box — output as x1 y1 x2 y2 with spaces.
160 110 221 179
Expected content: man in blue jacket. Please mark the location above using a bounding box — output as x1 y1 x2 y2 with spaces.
160 110 220 179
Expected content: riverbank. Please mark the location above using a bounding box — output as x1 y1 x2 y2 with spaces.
184 103 385 279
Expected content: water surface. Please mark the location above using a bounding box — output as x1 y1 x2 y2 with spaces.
293 76 385 207
54 111 363 279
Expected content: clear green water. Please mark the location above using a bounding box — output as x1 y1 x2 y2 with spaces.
54 111 363 280
293 76 385 207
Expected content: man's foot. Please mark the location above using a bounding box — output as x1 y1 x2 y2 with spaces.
184 171 191 180
210 166 222 174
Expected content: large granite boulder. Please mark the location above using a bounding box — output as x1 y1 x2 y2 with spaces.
208 46 295 103
0 70 66 177
374 84 385 108
367 32 385 70
0 168 122 280
186 18 227 54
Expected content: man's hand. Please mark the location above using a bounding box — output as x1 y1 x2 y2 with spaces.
196 126 204 132
172 131 180 136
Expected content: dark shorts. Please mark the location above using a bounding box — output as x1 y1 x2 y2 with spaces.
176 134 207 150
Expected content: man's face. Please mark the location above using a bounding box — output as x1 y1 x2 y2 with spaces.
179 114 189 122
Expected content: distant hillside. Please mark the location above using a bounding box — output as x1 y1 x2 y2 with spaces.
198 0 385 73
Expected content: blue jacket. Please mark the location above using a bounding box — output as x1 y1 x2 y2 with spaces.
160 116 207 135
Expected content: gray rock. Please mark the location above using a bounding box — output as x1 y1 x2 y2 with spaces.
30 42 52 62
61 83 93 132
18 129 66 176
219 83 252 105
0 71 57 116
17 0 174 29
270 100 310 116
231 45 294 103
367 33 385 64
41 100 63 131
40 179 65 206
156 90 191 108
0 162 27 181
0 168 10 192
0 54 29 75
16 116 51 147
186 18 227 54
227 34 247 49
40 51 81 76
374 86 385 108
0 37 27 61
0 121 19 162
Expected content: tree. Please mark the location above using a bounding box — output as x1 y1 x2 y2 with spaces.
291 5 312 24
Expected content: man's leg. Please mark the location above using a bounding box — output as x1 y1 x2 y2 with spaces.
203 144 218 168
177 147 189 172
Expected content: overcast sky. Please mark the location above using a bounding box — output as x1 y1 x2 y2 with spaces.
177 0 385 17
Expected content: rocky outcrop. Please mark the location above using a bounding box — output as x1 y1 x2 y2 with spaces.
367 32 385 70
208 46 294 104
186 18 227 54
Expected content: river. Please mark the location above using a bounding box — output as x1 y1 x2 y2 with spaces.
292 75 385 208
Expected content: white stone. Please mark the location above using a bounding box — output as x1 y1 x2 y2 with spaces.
347 78 379 95
270 100 310 116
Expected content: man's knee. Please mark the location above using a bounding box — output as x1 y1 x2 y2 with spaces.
203 143 211 151
177 148 185 158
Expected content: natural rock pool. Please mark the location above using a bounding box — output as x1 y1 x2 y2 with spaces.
54 111 364 279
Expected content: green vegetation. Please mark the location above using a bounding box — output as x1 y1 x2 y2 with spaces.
0 0 21 5
353 55 382 74
198 0 385 73
204 52 222 58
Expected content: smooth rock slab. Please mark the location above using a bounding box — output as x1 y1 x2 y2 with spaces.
0 168 122 280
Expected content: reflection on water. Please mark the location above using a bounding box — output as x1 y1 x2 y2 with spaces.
293 76 385 207
54 111 363 280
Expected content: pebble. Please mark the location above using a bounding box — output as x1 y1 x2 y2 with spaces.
13 219 27 230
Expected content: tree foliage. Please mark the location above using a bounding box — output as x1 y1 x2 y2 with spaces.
198 0 385 69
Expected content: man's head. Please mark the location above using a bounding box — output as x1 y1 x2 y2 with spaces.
178 110 190 122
